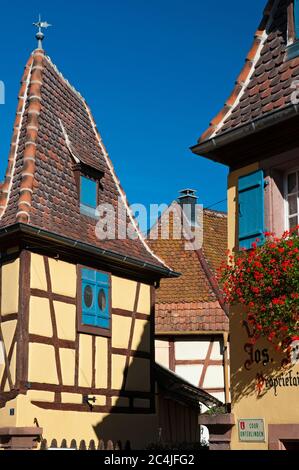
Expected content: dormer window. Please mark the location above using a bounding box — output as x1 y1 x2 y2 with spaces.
80 175 98 217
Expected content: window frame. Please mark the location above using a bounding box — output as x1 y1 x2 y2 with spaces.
77 264 112 338
284 168 299 232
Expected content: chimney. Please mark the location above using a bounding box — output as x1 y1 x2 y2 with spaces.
177 189 198 226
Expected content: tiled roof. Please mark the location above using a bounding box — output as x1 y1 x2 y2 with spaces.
0 49 171 272
156 302 228 333
148 206 229 332
198 0 298 143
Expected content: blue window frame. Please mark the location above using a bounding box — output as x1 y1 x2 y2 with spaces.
81 268 110 330
295 0 299 39
238 170 265 250
80 176 97 217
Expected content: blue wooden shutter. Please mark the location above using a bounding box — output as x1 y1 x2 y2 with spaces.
95 272 110 329
81 268 97 326
238 170 265 250
295 0 299 39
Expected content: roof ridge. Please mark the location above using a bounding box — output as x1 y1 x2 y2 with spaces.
199 0 279 143
45 54 85 102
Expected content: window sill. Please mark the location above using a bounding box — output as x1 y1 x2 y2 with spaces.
286 41 299 60
80 204 98 220
77 322 111 338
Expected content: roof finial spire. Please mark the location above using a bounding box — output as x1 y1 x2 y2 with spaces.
33 14 52 49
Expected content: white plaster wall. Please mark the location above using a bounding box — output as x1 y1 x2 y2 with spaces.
175 340 210 360
175 364 203 387
155 339 169 369
210 340 223 360
203 365 224 389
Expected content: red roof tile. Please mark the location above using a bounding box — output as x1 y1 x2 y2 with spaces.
0 49 172 273
148 205 229 333
198 0 297 143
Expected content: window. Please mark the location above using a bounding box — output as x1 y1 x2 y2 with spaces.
80 176 97 218
238 170 265 250
286 170 299 230
80 268 110 332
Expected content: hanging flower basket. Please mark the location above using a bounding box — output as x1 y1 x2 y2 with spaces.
219 227 299 351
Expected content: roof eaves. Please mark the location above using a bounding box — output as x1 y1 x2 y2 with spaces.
191 103 299 162
0 223 180 279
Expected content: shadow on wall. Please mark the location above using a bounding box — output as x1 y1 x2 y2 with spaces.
92 320 159 450
92 319 202 449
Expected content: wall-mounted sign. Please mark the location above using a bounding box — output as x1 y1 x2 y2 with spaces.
238 419 266 443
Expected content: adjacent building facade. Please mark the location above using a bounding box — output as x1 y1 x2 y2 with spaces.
192 0 299 450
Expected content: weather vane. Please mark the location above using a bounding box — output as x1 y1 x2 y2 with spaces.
33 15 52 49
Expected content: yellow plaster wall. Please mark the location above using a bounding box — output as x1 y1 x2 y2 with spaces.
230 306 299 450
54 301 76 341
137 284 151 314
111 276 137 311
226 163 299 449
131 319 150 352
95 337 108 389
111 354 127 390
0 320 17 388
29 297 53 337
28 343 58 385
126 357 150 392
48 258 76 297
111 315 131 349
30 254 47 291
78 334 92 388
0 398 17 428
227 163 259 252
60 348 75 386
111 396 129 407
61 393 82 404
16 394 158 449
134 399 150 408
1 259 19 315
27 391 55 403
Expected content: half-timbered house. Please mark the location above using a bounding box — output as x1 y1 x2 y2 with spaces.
192 0 299 451
0 42 185 449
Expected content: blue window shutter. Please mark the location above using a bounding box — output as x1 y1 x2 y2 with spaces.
95 272 110 329
295 0 299 39
238 170 265 250
81 268 110 329
81 269 97 326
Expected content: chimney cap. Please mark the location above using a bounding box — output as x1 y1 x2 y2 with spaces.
178 189 197 200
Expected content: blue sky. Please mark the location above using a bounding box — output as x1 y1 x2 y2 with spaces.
0 0 265 224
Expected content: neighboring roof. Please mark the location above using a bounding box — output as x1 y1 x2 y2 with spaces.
156 302 228 333
148 205 229 333
0 48 175 277
194 0 299 152
155 363 222 408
